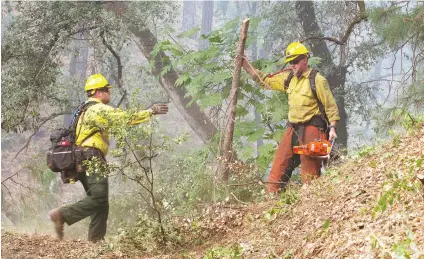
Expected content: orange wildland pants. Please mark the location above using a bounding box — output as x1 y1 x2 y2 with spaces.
267 125 327 193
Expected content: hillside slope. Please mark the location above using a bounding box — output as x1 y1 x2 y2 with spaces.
2 125 424 258
165 125 424 258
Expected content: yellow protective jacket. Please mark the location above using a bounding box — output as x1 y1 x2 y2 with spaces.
75 98 152 157
253 68 340 124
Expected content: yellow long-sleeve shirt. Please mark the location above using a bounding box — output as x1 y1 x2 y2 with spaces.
253 68 340 124
75 98 152 157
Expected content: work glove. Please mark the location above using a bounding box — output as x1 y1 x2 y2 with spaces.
150 103 168 115
329 127 337 142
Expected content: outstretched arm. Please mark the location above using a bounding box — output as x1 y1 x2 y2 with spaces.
239 56 291 92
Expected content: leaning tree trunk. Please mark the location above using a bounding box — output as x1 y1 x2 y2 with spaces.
106 2 217 143
131 27 217 143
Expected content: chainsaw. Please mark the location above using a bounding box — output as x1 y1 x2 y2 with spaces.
293 138 336 159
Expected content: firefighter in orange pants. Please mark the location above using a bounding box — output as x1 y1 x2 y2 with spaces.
240 42 340 194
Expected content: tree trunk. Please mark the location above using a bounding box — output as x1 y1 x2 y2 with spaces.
220 18 250 181
106 2 217 143
295 1 348 149
199 1 214 50
218 1 230 17
130 27 217 143
65 42 78 126
65 35 88 125
182 1 196 32
327 69 348 148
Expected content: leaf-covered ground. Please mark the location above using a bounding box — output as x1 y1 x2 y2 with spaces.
2 125 424 258
1 231 126 259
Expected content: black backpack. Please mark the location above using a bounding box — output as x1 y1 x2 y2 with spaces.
47 101 98 173
284 69 329 126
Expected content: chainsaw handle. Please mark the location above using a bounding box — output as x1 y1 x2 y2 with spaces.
330 136 337 147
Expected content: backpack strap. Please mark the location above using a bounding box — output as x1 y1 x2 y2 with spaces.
309 69 329 127
284 70 294 91
71 101 100 145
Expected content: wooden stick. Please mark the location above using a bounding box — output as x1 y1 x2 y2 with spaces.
220 18 250 181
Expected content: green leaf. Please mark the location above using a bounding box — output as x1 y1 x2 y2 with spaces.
258 143 275 156
208 34 223 44
198 93 223 108
159 64 172 77
177 26 200 38
240 145 255 160
186 94 200 108
273 130 285 142
264 212 271 221
322 219 331 229
247 128 265 142
271 106 288 122
222 17 240 31
169 47 184 56
204 62 219 70
175 73 190 87
209 71 232 84
235 121 256 136
249 17 261 31
308 57 323 67
417 158 423 167
235 105 249 117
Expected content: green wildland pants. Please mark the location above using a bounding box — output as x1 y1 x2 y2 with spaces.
59 171 109 242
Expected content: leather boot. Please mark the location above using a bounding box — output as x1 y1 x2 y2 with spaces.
48 208 64 240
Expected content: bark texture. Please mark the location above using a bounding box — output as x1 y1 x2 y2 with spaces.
106 2 217 143
220 18 250 181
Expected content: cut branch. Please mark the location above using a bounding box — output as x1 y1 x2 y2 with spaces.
219 18 250 182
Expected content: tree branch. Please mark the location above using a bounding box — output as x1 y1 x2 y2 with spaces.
298 1 368 51
13 111 71 159
1 169 23 184
341 14 367 44
300 36 344 45
100 30 128 108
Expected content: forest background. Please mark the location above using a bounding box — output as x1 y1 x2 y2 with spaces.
1 0 423 256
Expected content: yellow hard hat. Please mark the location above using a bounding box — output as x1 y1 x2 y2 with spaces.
285 42 309 63
84 74 112 92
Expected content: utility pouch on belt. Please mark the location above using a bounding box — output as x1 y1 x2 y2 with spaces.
74 148 85 173
75 147 105 173
289 115 327 145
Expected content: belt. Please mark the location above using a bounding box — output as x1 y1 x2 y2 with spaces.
75 146 105 160
288 115 327 144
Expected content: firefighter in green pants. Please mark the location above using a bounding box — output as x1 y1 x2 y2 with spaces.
48 74 168 242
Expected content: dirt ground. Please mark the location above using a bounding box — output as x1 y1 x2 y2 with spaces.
1 231 127 259
2 125 424 258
